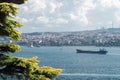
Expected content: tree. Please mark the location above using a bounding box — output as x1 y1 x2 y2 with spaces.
0 0 61 80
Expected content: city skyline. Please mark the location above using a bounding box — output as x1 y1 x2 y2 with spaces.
18 0 120 33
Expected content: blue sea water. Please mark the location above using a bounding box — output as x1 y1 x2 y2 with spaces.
14 46 120 80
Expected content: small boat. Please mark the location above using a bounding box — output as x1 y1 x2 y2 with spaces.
76 49 107 54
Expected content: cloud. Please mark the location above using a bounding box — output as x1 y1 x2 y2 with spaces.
99 0 113 8
115 11 120 22
17 17 28 23
28 0 47 12
98 0 120 8
36 16 49 24
21 6 29 12
49 1 63 13
69 13 78 20
70 0 96 24
113 0 120 8
17 0 120 32
53 18 68 24
19 0 63 14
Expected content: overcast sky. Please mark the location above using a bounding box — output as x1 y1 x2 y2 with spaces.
17 0 120 33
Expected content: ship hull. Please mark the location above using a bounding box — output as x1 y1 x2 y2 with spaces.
76 49 107 54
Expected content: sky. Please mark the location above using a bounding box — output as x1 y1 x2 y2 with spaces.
17 0 120 33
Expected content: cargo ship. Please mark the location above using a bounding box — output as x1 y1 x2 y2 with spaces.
76 49 107 54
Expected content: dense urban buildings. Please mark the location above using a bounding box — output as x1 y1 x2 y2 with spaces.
1 28 120 47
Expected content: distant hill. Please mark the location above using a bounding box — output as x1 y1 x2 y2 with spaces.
22 28 120 35
93 28 120 33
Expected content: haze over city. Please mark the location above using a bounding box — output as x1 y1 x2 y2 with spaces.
17 0 120 33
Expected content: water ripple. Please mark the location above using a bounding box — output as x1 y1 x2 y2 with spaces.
61 73 120 77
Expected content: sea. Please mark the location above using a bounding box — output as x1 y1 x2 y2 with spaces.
13 46 120 80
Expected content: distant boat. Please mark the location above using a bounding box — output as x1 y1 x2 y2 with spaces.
29 42 34 48
30 44 34 48
76 49 107 54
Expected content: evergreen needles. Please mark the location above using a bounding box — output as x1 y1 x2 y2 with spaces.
0 0 62 80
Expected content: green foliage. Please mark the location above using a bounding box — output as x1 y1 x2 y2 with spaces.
1 27 21 40
0 0 62 80
0 26 21 40
0 55 62 80
0 3 22 41
0 0 27 4
0 44 21 53
0 3 18 16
